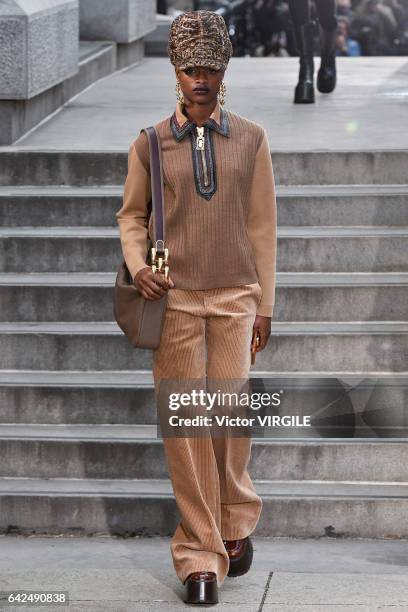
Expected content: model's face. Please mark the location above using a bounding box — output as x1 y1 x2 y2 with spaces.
176 66 225 104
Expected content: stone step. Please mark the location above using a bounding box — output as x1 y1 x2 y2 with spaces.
1 226 407 273
278 185 408 227
1 150 408 186
1 321 407 371
1 184 407 227
1 272 407 322
0 371 405 433
0 425 407 480
0 186 121 227
0 477 406 538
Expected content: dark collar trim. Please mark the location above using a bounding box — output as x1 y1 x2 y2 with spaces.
170 107 230 142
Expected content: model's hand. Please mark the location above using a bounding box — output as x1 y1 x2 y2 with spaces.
252 315 271 352
134 266 174 300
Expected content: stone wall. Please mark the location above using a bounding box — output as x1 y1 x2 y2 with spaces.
79 0 156 43
0 0 79 100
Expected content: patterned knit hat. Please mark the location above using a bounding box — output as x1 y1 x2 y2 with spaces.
167 10 233 71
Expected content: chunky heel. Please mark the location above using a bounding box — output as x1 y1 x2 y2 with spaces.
294 81 315 104
184 571 218 605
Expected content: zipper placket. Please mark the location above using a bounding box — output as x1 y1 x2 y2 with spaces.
196 126 209 187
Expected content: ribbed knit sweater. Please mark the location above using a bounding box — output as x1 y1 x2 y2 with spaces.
116 98 277 317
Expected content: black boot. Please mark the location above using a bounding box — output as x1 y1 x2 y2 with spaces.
317 24 337 94
293 21 315 104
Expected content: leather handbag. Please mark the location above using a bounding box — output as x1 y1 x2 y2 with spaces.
113 126 169 349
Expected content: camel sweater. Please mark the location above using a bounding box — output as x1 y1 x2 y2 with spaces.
116 98 277 317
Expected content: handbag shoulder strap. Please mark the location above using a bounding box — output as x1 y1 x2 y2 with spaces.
140 126 165 243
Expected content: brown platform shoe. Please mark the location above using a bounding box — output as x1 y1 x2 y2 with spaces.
184 571 218 605
223 536 253 577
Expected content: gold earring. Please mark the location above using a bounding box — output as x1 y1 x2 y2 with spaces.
175 80 184 105
218 81 226 106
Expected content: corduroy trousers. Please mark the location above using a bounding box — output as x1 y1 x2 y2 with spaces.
152 282 264 587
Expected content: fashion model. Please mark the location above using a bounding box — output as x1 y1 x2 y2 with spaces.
289 0 338 103
116 10 277 606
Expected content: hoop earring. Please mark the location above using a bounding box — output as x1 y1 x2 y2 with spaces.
175 80 184 105
218 81 226 106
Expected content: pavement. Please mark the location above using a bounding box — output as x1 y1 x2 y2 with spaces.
3 56 407 153
0 536 408 610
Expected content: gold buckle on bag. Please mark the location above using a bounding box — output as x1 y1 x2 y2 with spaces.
150 239 169 280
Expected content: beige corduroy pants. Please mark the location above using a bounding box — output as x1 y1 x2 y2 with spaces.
152 283 263 587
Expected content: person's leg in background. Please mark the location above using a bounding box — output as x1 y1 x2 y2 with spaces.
205 284 263 558
289 0 316 103
289 0 338 102
289 0 310 25
315 0 338 31
315 0 338 93
152 288 230 590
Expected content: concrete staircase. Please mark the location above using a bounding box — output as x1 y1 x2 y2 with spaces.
0 149 407 538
